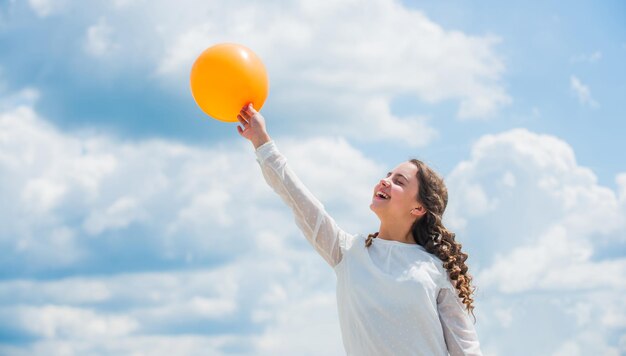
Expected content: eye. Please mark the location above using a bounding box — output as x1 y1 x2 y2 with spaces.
386 173 405 186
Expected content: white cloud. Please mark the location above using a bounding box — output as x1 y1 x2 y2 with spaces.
133 296 238 323
158 0 509 104
83 197 147 235
31 0 509 145
8 305 138 339
0 87 39 111
0 100 385 272
563 301 593 327
5 1 624 353
479 225 626 293
27 0 68 18
553 330 622 356
1 84 624 354
0 248 346 354
616 173 626 204
0 108 623 354
251 292 343 355
446 128 623 238
443 128 626 354
0 278 112 304
112 0 142 8
84 17 118 57
278 134 384 233
21 177 67 213
446 128 625 289
0 335 252 356
157 0 510 121
0 100 390 354
493 307 513 328
339 96 440 148
570 75 599 107
570 51 602 63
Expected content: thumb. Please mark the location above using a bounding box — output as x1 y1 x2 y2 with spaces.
237 124 246 137
247 102 258 114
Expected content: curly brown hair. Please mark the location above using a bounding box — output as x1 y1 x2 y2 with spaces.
365 159 477 323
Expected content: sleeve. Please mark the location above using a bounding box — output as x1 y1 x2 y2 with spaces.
437 280 483 356
254 140 352 268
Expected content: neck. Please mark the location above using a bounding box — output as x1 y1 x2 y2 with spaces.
377 221 416 244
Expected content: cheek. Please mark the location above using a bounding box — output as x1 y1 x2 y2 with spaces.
392 186 407 198
394 186 414 202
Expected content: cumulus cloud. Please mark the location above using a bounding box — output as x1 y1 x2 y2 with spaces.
4 96 624 353
0 246 345 354
83 197 147 235
616 173 626 204
20 0 509 146
84 17 118 57
251 292 343 355
479 225 626 293
0 99 385 353
0 87 39 111
8 305 138 339
0 97 386 274
156 0 511 130
1 100 624 354
156 0 510 112
570 75 599 107
27 0 68 17
444 128 626 354
570 51 602 63
0 336 236 356
446 128 625 288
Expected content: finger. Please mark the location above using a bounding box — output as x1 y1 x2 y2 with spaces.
247 103 258 114
240 107 252 120
237 125 245 136
236 114 248 125
243 102 258 115
242 101 257 114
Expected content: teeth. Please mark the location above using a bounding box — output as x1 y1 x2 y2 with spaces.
376 192 390 199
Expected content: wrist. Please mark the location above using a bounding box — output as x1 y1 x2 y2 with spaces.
252 134 271 149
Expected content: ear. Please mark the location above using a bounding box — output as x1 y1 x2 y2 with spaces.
411 206 427 218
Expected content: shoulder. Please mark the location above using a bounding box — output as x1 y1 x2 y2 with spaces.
340 232 362 251
415 248 451 289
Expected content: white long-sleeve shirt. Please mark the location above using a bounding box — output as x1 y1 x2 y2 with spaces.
255 140 482 356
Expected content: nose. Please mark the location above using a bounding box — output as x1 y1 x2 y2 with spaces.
380 178 390 188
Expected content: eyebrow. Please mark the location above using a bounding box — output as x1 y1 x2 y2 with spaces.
387 172 409 182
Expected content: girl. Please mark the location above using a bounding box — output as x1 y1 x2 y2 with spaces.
237 103 482 356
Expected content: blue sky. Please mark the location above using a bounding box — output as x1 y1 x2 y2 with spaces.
0 0 624 355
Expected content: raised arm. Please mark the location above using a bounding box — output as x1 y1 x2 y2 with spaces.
236 103 350 268
437 284 483 356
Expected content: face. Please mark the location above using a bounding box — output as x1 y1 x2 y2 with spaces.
370 162 421 220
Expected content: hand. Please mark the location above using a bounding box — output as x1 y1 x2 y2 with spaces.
236 103 271 149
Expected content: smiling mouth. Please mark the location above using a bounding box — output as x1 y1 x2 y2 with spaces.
375 191 390 200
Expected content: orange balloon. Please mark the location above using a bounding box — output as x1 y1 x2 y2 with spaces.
190 43 269 122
